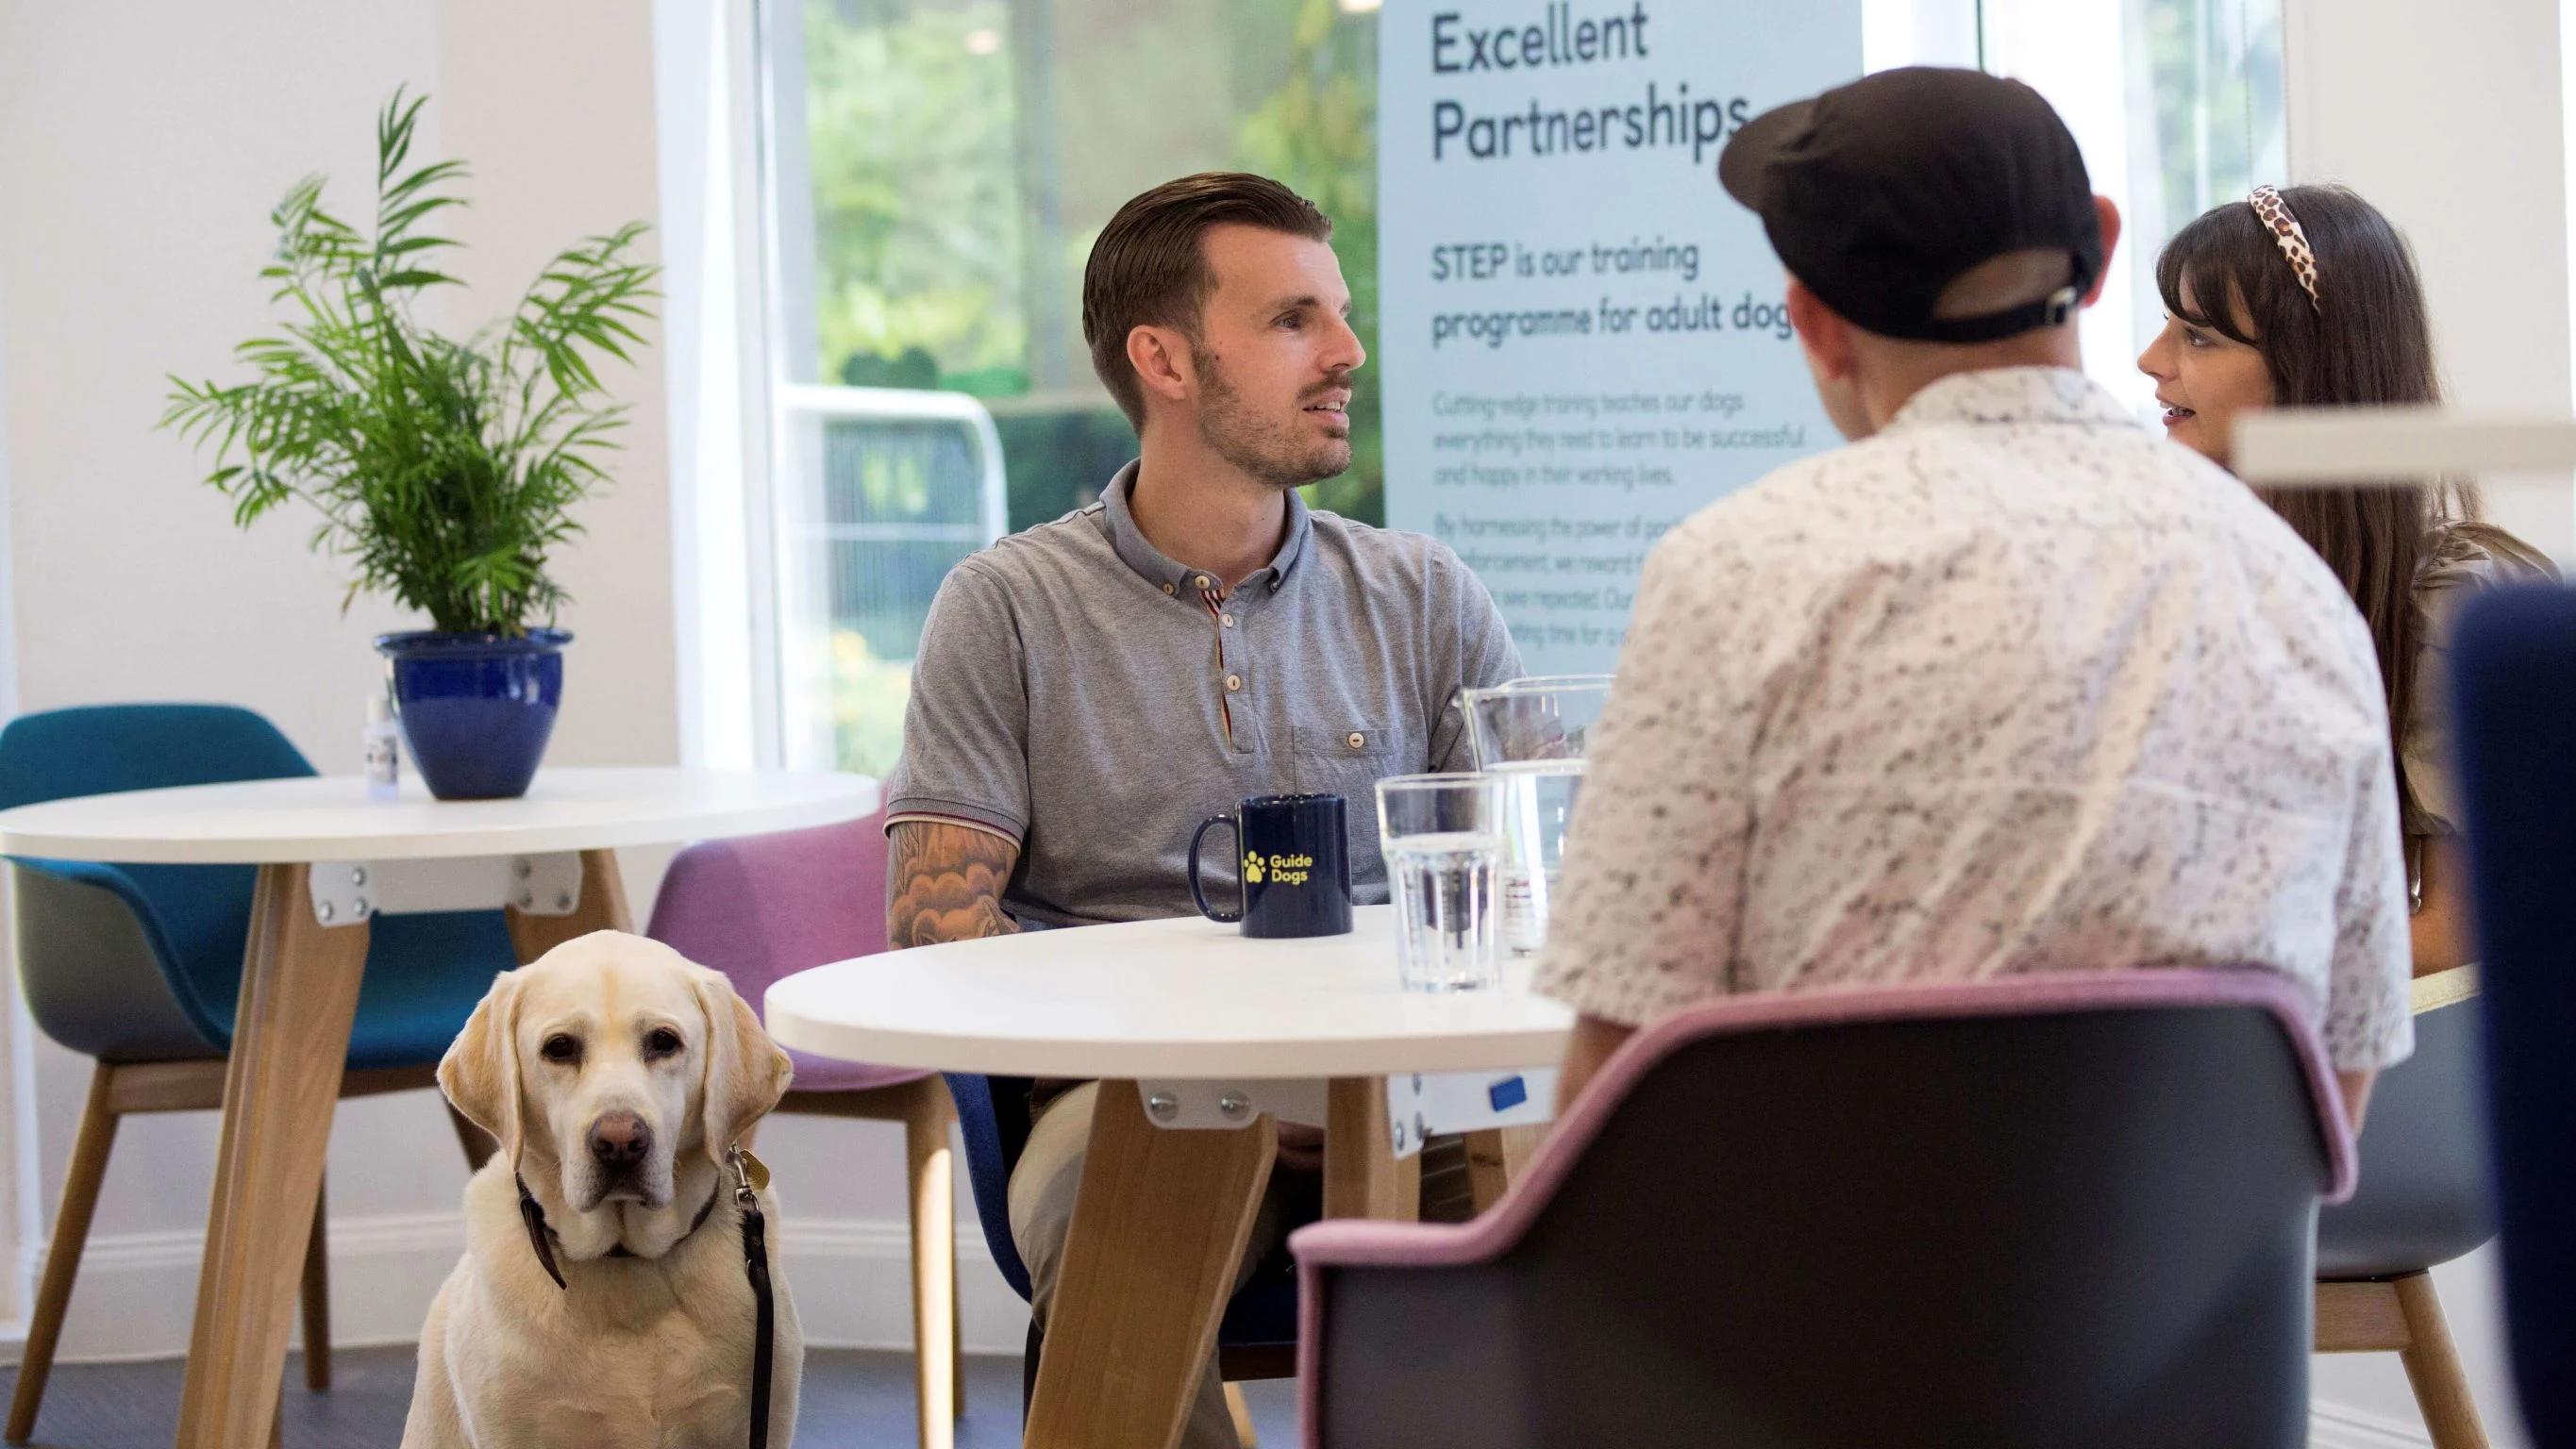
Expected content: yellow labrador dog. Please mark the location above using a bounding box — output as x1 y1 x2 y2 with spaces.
402 931 802 1448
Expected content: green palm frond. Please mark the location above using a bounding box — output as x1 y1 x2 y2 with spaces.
161 87 659 636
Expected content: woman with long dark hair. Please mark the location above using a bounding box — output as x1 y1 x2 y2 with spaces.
2139 183 2554 975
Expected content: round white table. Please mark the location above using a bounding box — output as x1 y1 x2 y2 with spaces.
0 766 877 1449
765 905 1573 1079
767 906 1572 1449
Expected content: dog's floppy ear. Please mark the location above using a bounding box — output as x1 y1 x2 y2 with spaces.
441 970 527 1169
694 970 793 1164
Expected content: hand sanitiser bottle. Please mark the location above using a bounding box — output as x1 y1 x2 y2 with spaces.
364 693 402 801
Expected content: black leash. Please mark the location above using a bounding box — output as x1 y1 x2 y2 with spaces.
515 1144 777 1449
732 1144 775 1449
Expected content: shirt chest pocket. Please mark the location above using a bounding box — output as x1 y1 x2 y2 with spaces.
1292 723 1412 899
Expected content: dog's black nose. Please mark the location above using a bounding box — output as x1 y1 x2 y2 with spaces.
588 1111 652 1171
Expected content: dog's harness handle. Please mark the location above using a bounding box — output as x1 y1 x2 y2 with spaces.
513 1146 778 1449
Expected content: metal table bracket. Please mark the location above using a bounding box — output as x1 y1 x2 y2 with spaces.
1133 1078 1329 1131
1133 1068 1559 1158
306 852 584 927
1383 1069 1558 1159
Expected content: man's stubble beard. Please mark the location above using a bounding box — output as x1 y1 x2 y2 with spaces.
1193 344 1351 490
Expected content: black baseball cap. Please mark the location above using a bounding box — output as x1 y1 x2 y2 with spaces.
1719 67 2101 344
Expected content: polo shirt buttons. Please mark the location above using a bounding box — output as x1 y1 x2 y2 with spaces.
1194 575 1211 590
1347 731 1365 748
1220 614 1236 628
1225 675 1243 692
1163 583 1176 595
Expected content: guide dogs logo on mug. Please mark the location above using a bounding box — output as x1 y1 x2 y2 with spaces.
1191 793 1354 938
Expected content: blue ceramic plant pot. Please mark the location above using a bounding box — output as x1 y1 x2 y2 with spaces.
375 628 571 800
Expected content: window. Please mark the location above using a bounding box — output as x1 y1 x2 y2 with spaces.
744 0 2282 772
1980 0 2285 412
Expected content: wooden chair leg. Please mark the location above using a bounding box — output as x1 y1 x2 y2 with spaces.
949 1219 965 1419
905 1079 959 1449
1224 1381 1258 1448
300 1175 331 1391
7 1063 121 1444
2394 1273 2489 1449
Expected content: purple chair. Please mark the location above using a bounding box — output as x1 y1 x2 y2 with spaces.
1292 972 2353 1449
646 810 962 1449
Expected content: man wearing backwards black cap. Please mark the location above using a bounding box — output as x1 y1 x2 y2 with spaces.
1535 68 2413 1125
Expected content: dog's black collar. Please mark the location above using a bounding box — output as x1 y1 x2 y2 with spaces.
514 1169 723 1291
511 1146 778 1449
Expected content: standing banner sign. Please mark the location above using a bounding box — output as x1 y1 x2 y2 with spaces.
1379 1 1862 675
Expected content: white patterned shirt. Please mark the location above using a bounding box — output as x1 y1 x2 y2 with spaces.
1534 367 2414 1073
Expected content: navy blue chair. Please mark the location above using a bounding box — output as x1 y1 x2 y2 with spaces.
0 705 516 1442
2312 970 2493 1447
2451 584 2576 1448
945 1073 1300 1420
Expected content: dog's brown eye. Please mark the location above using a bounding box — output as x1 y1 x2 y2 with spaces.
540 1034 581 1065
644 1027 683 1058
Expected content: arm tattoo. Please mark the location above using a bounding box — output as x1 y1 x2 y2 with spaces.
887 821 1022 949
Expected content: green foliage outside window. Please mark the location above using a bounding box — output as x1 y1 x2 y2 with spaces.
1235 0 1382 525
803 0 1029 395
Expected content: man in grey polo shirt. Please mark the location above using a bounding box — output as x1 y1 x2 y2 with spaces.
882 172 1519 1447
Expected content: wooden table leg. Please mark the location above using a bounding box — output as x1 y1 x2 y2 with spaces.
1463 1124 1547 1215
172 864 371 1449
1325 1077 1421 1222
1025 1080 1276 1449
505 847 632 961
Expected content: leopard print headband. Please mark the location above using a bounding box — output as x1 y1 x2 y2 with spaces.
2249 185 2321 311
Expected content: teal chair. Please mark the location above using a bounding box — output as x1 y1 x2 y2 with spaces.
0 705 516 1443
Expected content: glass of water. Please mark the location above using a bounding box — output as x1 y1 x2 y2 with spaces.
1460 676 1611 956
1375 774 1507 992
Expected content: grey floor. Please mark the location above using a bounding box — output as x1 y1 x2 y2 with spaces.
0 1346 1301 1448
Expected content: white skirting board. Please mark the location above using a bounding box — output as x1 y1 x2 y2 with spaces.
0 1212 2521 1449
0 1210 1030 1365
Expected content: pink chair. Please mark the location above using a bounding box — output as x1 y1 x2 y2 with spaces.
646 810 962 1449
1291 971 2355 1449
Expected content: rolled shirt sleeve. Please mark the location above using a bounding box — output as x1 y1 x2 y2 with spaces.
882 560 1032 841
1531 523 1754 1024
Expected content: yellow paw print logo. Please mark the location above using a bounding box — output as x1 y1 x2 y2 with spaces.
1242 852 1265 885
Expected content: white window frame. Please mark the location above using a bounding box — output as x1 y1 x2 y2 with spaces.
657 0 782 771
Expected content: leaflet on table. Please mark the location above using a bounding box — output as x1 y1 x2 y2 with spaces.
1380 0 1861 674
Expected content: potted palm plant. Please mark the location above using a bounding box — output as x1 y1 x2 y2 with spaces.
164 90 657 799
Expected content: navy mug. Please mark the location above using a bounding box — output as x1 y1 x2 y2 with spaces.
1188 793 1354 939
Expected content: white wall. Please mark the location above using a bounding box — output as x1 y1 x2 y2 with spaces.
2288 0 2576 563
0 0 463 1322
0 0 1002 1365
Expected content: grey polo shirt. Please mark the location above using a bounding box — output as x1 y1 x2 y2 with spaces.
884 461 1523 927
